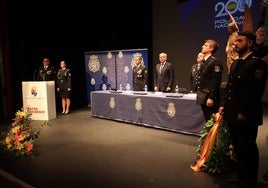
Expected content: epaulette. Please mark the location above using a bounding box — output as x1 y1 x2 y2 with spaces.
210 56 216 60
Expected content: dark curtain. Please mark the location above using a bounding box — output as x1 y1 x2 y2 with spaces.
0 0 13 120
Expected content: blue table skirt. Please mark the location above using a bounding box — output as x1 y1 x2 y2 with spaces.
91 91 206 136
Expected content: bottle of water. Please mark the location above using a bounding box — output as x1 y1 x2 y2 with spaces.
175 85 179 94
144 84 148 92
119 84 122 91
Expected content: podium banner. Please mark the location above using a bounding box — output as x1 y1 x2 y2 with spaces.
22 81 56 120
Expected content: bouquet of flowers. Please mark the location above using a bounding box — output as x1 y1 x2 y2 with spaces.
1 108 50 157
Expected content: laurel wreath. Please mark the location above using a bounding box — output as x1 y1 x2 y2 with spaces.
195 114 234 174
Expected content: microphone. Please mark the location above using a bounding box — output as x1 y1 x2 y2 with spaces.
33 70 37 81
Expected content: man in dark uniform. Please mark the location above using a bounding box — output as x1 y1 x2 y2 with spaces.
154 52 174 92
37 58 56 81
219 31 268 188
132 56 148 91
196 39 223 121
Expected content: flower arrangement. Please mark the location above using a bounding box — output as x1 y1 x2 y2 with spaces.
0 108 51 157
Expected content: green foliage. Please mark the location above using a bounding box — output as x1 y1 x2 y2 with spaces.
196 114 233 174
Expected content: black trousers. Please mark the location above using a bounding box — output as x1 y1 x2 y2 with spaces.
228 121 259 188
201 104 218 121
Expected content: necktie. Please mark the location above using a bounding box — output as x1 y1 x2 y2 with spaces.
160 63 164 73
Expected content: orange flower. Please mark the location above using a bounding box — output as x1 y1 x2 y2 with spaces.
18 117 24 123
26 143 33 153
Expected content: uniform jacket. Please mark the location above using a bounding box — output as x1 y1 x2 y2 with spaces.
221 55 268 125
37 65 55 81
196 55 223 105
133 65 148 91
154 61 174 92
190 63 203 92
56 68 71 90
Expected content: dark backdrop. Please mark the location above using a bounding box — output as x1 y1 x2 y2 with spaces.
1 0 267 120
0 0 152 118
152 0 267 100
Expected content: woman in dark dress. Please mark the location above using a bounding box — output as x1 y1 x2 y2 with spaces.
57 60 71 114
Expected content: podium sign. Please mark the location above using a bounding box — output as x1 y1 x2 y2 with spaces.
22 81 56 120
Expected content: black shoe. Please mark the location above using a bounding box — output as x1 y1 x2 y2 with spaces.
227 172 239 184
235 181 257 188
263 171 268 182
235 181 246 188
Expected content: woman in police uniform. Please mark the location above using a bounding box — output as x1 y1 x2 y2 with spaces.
132 56 148 91
57 60 71 114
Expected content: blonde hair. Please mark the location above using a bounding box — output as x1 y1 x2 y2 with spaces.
159 52 167 58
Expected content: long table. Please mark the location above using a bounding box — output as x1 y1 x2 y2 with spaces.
91 91 206 136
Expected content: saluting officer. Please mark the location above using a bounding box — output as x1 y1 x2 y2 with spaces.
132 56 148 91
196 39 223 121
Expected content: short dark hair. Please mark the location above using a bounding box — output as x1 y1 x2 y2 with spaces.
237 30 256 44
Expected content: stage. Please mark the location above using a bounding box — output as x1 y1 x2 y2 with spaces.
0 105 268 187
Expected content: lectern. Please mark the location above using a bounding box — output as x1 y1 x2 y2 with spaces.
22 81 56 120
